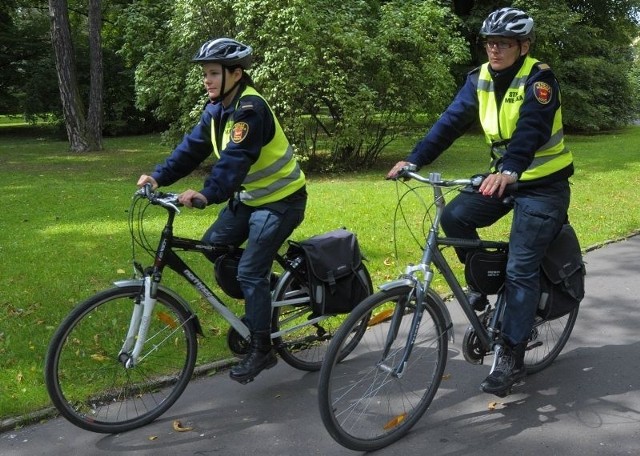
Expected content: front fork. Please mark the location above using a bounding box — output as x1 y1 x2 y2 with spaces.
377 266 435 378
119 275 157 368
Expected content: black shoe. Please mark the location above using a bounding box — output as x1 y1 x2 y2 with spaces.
467 290 489 312
229 331 277 384
480 344 526 397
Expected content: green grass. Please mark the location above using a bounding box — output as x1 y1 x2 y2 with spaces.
1 124 640 424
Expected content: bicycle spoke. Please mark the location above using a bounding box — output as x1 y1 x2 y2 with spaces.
318 287 448 452
45 286 198 433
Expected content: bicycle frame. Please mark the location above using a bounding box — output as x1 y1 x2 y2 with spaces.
119 190 329 368
381 171 508 375
118 203 251 367
317 170 579 452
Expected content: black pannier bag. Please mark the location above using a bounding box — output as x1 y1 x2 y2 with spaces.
214 248 280 299
214 249 245 299
537 224 586 320
464 249 508 296
288 229 373 315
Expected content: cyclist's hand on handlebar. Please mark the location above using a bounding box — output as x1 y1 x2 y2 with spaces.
386 161 414 180
479 172 517 198
137 175 158 190
178 189 208 209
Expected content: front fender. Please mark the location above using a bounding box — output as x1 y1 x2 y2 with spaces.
114 279 204 336
378 279 454 343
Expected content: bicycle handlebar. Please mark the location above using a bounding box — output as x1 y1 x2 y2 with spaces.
191 199 207 209
397 165 517 193
136 184 206 212
398 167 481 188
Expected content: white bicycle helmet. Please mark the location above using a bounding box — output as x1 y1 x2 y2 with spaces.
480 8 535 41
192 38 253 69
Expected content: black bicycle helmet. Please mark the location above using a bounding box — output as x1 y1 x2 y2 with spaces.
480 7 535 41
192 38 253 69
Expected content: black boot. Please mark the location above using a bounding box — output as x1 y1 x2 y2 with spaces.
480 343 526 397
229 331 277 384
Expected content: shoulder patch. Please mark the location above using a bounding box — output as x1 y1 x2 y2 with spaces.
536 63 551 71
533 81 552 104
230 122 249 143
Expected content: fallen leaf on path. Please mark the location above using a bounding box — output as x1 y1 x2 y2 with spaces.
172 419 193 432
488 401 504 411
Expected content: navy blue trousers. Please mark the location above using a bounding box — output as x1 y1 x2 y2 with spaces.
441 180 570 345
203 197 306 333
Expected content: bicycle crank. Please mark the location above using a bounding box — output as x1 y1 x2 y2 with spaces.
227 327 250 356
462 325 486 365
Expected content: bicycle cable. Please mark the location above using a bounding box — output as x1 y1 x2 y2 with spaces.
127 194 157 276
391 179 460 260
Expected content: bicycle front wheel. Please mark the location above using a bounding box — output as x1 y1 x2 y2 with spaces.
318 286 449 452
524 306 579 374
271 270 369 371
44 285 199 433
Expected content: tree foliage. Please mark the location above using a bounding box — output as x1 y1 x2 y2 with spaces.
459 0 640 132
0 1 56 117
1 0 639 159
127 0 468 170
1 0 158 136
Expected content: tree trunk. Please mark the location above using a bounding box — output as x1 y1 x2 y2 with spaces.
48 0 90 152
87 0 103 150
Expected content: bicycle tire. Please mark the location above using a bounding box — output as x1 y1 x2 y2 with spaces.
271 270 370 371
524 305 579 374
44 285 198 433
318 286 448 452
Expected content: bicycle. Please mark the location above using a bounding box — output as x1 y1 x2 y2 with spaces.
44 185 370 434
317 168 579 451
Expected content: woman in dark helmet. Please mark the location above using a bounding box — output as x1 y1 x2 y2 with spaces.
387 8 574 396
137 37 307 384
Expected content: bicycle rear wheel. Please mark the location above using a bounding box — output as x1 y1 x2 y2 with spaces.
44 285 198 433
271 270 369 371
524 306 579 374
318 286 448 452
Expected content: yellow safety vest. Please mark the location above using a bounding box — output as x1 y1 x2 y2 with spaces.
477 56 573 181
211 86 305 206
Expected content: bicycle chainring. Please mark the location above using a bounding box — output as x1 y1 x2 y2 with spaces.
462 325 486 365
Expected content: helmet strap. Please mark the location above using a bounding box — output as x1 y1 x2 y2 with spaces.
213 67 243 105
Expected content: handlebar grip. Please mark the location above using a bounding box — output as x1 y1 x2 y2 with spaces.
143 182 154 198
191 198 207 210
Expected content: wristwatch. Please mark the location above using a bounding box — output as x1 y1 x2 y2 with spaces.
501 170 518 180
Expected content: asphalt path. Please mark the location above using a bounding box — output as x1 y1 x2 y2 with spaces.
2 236 640 456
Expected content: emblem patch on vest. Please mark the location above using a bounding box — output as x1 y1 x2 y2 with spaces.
533 82 552 105
231 122 249 143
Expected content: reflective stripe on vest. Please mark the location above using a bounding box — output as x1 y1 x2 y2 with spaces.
211 87 305 206
477 56 573 181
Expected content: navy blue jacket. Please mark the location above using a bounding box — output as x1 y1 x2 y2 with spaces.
151 86 276 204
406 56 564 178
